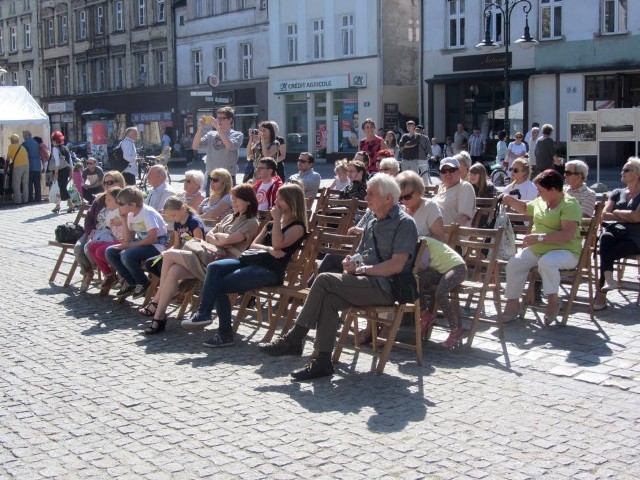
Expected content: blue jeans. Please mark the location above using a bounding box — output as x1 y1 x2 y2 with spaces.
28 170 41 202
198 258 278 337
105 244 161 286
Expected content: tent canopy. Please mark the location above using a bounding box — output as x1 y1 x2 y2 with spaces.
0 86 50 159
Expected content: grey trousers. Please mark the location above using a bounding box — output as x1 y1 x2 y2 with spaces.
295 272 395 353
74 234 96 275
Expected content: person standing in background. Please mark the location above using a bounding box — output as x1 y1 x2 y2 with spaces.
22 130 42 203
34 136 50 199
6 134 28 204
467 127 486 164
535 124 556 172
120 127 138 186
452 123 469 154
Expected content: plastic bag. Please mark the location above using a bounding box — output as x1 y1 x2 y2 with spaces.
494 203 516 260
67 181 82 207
49 181 60 203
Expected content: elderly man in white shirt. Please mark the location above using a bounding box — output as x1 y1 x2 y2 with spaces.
144 165 175 212
120 127 139 186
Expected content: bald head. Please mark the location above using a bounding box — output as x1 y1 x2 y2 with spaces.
148 165 168 188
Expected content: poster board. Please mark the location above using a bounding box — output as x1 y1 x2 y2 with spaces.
567 112 598 156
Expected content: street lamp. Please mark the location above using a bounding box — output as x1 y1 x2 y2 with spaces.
476 0 538 136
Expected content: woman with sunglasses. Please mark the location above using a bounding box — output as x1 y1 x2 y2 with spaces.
594 157 640 311
182 184 308 348
81 157 105 204
198 168 233 223
179 170 206 211
503 157 538 202
507 132 528 168
563 160 596 218
73 171 126 292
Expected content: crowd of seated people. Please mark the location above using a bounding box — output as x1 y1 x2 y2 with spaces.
60 142 638 381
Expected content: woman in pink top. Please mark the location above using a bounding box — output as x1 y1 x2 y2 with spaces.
359 118 387 174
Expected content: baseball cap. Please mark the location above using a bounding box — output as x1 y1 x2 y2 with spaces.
440 157 460 169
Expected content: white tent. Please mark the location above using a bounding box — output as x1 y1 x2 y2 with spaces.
0 86 50 160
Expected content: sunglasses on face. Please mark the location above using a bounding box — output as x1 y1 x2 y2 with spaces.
399 192 414 202
216 117 229 121
440 168 458 174
622 168 632 173
509 168 521 173
515 136 523 139
564 171 580 176
117 201 128 206
210 177 221 183
104 180 117 186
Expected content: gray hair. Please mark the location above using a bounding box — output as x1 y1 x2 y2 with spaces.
184 169 205 189
149 164 167 180
368 173 400 203
565 159 589 180
379 157 400 174
626 157 640 173
455 151 472 169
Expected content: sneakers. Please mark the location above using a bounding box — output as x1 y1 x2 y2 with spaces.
115 284 136 299
258 337 304 357
202 333 234 348
291 359 334 381
181 312 213 329
132 283 149 299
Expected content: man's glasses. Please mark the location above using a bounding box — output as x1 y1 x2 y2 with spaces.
399 192 414 202
216 117 229 121
564 171 580 176
297 159 310 163
440 168 458 174
104 180 117 186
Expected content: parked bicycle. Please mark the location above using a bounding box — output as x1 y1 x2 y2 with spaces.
137 147 172 191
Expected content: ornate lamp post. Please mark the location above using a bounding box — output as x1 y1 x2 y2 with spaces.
476 0 538 136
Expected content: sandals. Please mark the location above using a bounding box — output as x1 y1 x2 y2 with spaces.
144 317 167 335
138 301 158 317
543 301 560 327
441 328 463 349
420 311 436 340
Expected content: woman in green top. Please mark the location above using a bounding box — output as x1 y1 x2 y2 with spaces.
501 169 582 325
419 236 467 349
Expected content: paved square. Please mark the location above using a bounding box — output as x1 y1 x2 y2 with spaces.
1 202 639 478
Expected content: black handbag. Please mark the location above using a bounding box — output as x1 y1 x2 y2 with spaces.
55 223 85 244
372 229 419 304
238 248 271 266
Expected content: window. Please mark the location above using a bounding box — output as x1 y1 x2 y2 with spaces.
61 66 69 94
137 53 147 85
341 15 354 56
220 0 230 14
215 46 227 81
12 71 18 86
157 0 165 22
313 19 324 60
23 23 31 49
59 15 68 43
47 68 56 96
0 29 3 54
192 49 203 84
9 2 16 14
237 0 246 9
241 42 252 80
115 1 124 30
77 62 87 93
194 0 204 18
287 24 298 62
78 10 87 39
96 60 106 91
540 0 562 39
156 50 167 84
46 19 54 46
9 26 17 51
25 69 32 92
448 0 465 48
602 0 626 34
138 0 146 26
114 56 124 89
483 0 502 44
96 6 104 34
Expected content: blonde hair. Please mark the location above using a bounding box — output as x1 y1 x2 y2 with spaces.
276 184 309 233
508 157 531 189
209 168 233 197
334 159 349 175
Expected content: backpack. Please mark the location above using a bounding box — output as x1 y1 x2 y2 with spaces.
109 141 129 172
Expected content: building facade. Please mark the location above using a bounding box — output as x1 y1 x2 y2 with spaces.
423 0 640 163
173 0 269 144
0 0 40 95
268 0 420 160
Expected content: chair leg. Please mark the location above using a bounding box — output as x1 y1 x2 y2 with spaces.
412 304 423 366
233 293 253 334
332 310 353 364
375 309 404 375
176 288 195 320
63 258 79 287
50 248 69 283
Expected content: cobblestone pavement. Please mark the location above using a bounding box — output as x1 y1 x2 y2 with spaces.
1 201 640 479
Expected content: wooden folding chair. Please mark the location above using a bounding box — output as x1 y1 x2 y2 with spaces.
472 197 498 228
424 185 439 198
48 204 89 286
447 225 505 346
233 231 319 342
331 239 428 375
522 202 604 325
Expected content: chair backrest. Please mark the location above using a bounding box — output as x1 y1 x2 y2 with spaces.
73 203 90 226
309 197 358 234
452 224 505 280
575 201 605 273
424 185 439 198
472 197 498 228
316 231 362 258
280 230 319 288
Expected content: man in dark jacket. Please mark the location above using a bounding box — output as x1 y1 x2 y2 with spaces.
534 124 556 172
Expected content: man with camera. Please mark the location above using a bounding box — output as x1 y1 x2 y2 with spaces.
192 106 244 187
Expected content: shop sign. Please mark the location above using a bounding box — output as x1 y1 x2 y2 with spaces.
61 114 74 123
214 91 235 105
131 111 172 122
191 91 211 96
453 53 512 72
47 101 74 113
275 74 367 94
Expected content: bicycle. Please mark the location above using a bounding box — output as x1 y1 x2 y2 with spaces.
490 163 510 187
417 155 442 186
138 154 172 192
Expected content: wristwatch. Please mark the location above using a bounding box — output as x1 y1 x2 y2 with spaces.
537 234 544 243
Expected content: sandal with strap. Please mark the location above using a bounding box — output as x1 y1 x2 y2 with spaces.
420 311 436 340
441 328 463 349
138 301 158 317
144 317 167 335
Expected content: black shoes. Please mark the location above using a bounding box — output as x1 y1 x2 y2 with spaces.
258 337 303 357
291 360 334 381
